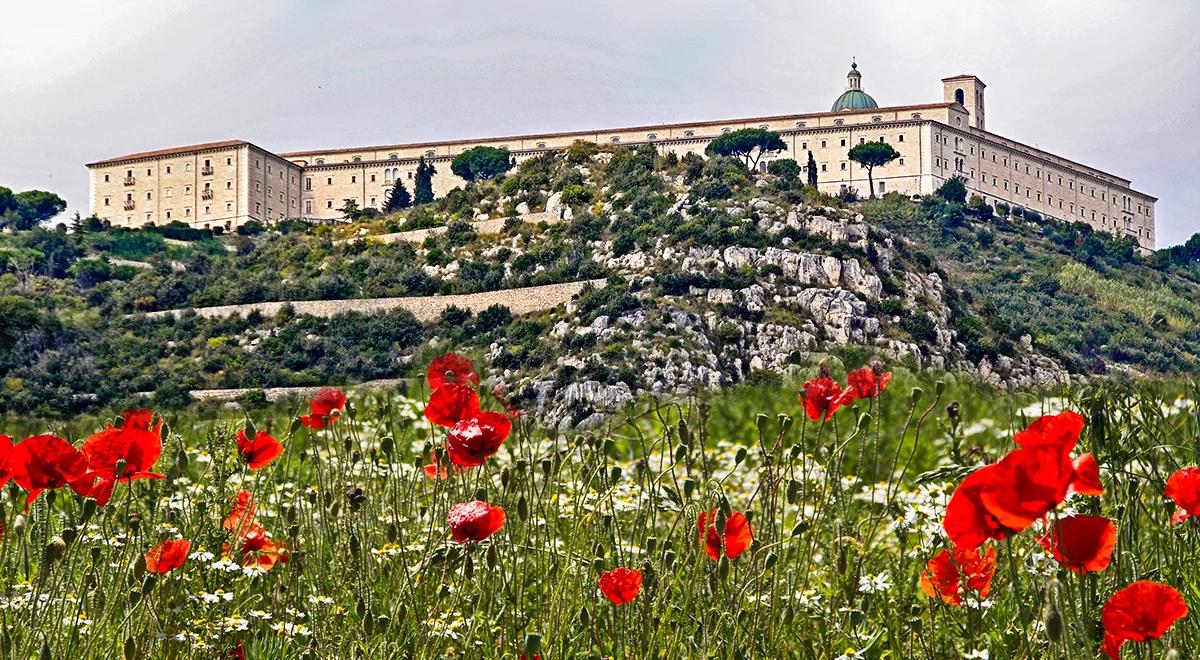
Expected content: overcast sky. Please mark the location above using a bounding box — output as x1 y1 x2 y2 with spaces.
1 0 1196 246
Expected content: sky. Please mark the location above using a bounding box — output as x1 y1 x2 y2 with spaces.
1 0 1197 247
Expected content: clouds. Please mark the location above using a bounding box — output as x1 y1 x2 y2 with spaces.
0 0 1195 245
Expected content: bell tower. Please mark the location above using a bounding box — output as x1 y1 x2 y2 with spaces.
942 75 986 131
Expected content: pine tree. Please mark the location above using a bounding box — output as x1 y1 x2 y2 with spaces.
384 181 412 213
806 150 818 187
414 156 436 205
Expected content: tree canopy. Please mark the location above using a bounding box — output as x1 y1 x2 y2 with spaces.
451 146 514 182
0 188 67 230
385 181 413 213
847 142 900 198
936 176 968 204
766 158 800 180
705 128 787 170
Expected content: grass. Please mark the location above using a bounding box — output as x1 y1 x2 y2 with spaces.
0 366 1198 659
1057 262 1199 330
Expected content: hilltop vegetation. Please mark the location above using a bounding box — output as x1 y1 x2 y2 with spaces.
1 140 1199 417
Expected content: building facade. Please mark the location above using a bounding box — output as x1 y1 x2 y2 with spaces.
86 65 1157 248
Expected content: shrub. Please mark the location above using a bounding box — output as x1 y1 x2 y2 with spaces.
935 176 968 203
560 184 591 206
766 158 801 180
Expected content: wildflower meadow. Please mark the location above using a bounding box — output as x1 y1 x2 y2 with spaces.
0 355 1197 659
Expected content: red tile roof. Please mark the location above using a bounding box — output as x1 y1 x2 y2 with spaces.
277 103 957 158
86 140 250 167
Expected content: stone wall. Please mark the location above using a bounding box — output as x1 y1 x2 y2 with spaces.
142 279 608 321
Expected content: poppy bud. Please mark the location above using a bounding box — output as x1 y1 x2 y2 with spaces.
343 439 353 454
578 605 591 627
946 401 960 419
645 537 657 554
718 556 730 579
935 380 946 396
46 489 57 506
356 597 366 618
128 588 142 606
114 459 128 476
346 487 366 510
62 527 77 546
765 552 778 570
786 480 802 505
778 414 793 434
364 612 375 637
790 444 803 459
677 419 691 447
90 546 101 561
516 459 528 473
847 609 864 625
911 387 923 404
40 642 51 660
674 445 688 463
500 468 512 489
128 512 141 532
1042 600 1063 643
463 554 474 579
683 479 695 498
473 488 487 502
376 615 390 631
541 459 553 476
349 534 361 558
44 536 67 564
86 572 98 589
908 617 922 632
609 466 622 483
76 497 97 524
517 496 529 522
380 437 394 457
756 414 769 439
523 634 542 654
593 543 606 559
329 500 341 518
791 521 809 537
386 523 398 543
141 575 157 594
486 544 498 569
663 550 676 570
856 413 871 431
289 524 300 539
734 448 747 466
715 510 727 535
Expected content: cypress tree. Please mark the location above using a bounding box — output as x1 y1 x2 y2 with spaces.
414 157 436 205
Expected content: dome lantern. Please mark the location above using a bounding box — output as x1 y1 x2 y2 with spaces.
832 60 879 112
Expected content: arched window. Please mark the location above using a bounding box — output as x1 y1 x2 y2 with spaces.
955 89 965 105
834 119 844 126
911 113 922 119
425 150 436 157
955 116 962 126
610 136 621 144
536 142 547 149
647 133 657 141
389 153 398 160
684 130 695 137
315 158 325 165
352 156 362 163
871 115 882 123
721 127 731 134
796 121 807 128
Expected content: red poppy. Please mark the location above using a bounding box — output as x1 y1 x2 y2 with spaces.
234 525 289 570
1013 410 1085 451
236 429 284 470
697 509 753 561
1101 581 1188 659
145 539 192 574
447 501 506 543
77 409 167 505
425 383 482 428
920 544 997 606
228 640 246 660
799 376 851 422
943 464 1015 550
223 490 258 537
446 412 512 467
1165 466 1200 524
1038 514 1117 574
0 435 13 489
9 434 90 510
845 367 891 400
598 567 643 605
299 387 347 429
428 353 480 390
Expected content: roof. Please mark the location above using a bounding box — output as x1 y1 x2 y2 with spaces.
278 102 955 159
941 74 986 87
86 140 251 167
832 90 879 112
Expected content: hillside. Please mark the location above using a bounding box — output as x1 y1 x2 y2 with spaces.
2 142 1199 418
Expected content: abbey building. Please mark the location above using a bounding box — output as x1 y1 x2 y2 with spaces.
86 64 1157 249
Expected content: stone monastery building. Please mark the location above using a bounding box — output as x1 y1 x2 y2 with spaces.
87 63 1156 249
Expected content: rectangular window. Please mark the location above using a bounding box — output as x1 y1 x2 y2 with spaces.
326 177 332 185
165 188 172 198
878 182 886 192
821 163 827 172
186 163 192 172
104 174 110 182
305 177 312 191
226 202 233 211
821 140 827 148
205 206 210 215
327 200 333 209
305 200 313 214
839 139 846 147
840 162 846 171
351 175 357 183
104 197 110 206
185 208 191 217
801 142 807 150
226 158 232 165
146 168 152 176
370 197 376 206
166 166 171 174
166 210 171 219
370 175 376 182
898 135 904 142
226 181 232 190
898 158 904 165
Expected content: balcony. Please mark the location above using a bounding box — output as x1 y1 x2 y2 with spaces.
201 166 214 176
123 199 135 210
123 176 136 186
201 188 214 200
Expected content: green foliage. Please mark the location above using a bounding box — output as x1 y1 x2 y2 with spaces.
935 176 968 204
450 146 514 182
565 140 600 164
0 188 67 230
414 157 437 205
384 181 412 213
559 184 591 206
704 128 786 169
847 141 900 198
766 158 800 180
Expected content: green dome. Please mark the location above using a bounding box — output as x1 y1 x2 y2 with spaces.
831 89 879 112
